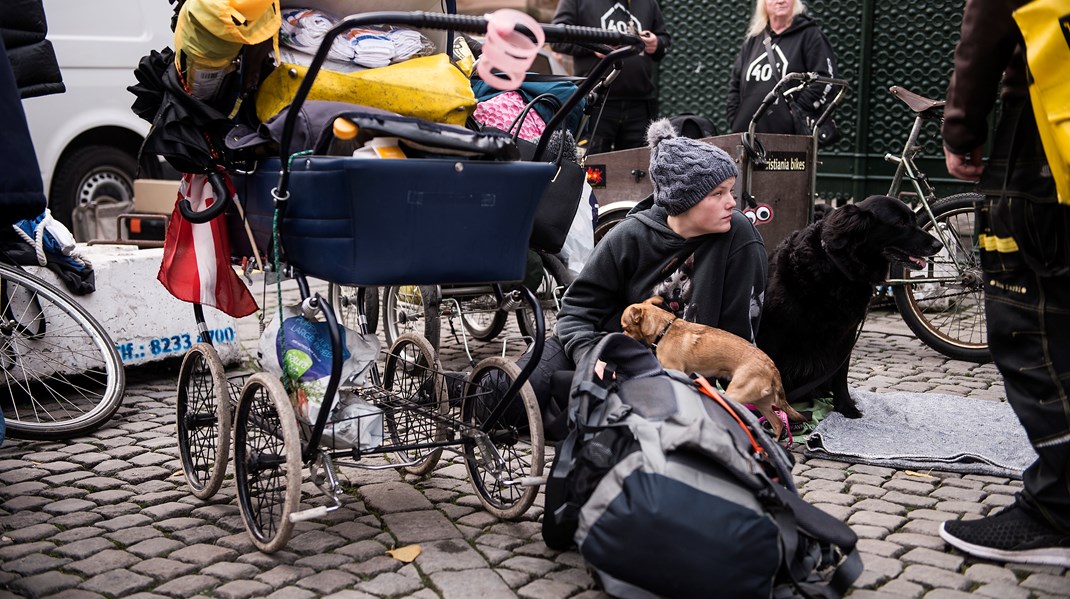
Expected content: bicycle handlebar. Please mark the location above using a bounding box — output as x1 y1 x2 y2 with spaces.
178 171 232 224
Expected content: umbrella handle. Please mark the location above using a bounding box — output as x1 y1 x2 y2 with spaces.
179 171 232 224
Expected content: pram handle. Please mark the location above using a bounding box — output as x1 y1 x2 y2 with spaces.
276 11 643 190
178 171 232 224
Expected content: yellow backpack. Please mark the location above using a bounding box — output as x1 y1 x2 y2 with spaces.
1013 0 1070 205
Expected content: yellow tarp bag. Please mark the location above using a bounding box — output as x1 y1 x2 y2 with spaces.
255 54 477 125
1014 0 1070 205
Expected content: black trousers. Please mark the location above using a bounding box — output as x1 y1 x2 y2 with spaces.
978 99 1070 532
586 99 656 155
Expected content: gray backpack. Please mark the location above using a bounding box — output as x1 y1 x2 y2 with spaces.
542 333 862 599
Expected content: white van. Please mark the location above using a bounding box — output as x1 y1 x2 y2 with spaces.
23 0 176 240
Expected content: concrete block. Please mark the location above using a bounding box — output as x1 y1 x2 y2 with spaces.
27 244 243 367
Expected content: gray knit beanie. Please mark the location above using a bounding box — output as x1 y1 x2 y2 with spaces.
647 119 739 216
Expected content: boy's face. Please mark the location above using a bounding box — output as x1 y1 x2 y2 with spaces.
685 177 738 234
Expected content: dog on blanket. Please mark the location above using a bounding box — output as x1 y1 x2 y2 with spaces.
756 195 944 418
621 297 806 439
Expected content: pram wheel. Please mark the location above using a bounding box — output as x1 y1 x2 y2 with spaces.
383 285 441 350
329 284 379 335
460 292 508 341
382 333 447 476
176 343 231 499
234 373 302 554
462 357 544 519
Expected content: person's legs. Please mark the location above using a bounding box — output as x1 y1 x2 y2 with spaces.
613 99 656 151
939 197 1070 567
586 100 624 155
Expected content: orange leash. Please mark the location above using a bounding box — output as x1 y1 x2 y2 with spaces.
693 375 767 459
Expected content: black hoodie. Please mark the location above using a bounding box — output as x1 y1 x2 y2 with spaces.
551 0 670 101
555 197 767 365
725 14 838 134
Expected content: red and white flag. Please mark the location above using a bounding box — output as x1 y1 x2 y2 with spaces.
157 172 258 318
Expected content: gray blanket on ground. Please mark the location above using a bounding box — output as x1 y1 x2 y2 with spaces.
804 390 1037 479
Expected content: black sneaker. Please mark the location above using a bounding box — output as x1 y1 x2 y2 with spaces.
939 504 1070 567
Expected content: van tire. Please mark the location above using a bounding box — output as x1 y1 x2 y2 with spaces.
49 145 138 238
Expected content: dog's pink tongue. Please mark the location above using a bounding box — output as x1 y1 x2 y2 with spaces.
910 256 928 269
669 301 681 312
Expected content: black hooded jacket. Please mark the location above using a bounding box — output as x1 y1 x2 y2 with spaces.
555 197 767 365
551 0 670 101
726 14 837 134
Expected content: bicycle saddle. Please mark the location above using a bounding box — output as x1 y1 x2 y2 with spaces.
889 86 945 116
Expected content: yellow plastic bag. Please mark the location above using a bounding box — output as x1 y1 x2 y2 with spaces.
1014 0 1070 205
255 54 477 125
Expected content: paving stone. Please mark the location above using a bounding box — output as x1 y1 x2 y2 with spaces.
266 588 320 599
381 510 462 544
359 481 434 513
294 553 353 570
341 555 400 578
499 555 557 577
106 526 163 547
930 486 985 503
884 532 948 551
126 537 186 559
52 537 116 560
900 547 965 570
51 527 105 543
49 511 104 529
140 501 194 521
151 574 220 597
881 490 940 509
354 571 423 596
324 521 379 542
964 563 1021 585
854 554 905 589
130 557 199 580
256 564 316 588
95 513 153 532
876 578 926 598
0 541 56 562
295 569 360 594
4 523 59 543
168 543 239 566
169 524 228 545
1021 573 1070 595
921 589 979 598
286 529 349 555
974 582 1033 599
430 568 515 599
2 553 71 576
900 564 971 591
857 539 905 558
78 569 154 596
64 549 140 577
415 538 488 573
518 578 582 599
854 498 908 515
2 496 51 512
214 579 274 599
847 511 907 530
43 498 97 515
8 571 81 598
335 540 389 562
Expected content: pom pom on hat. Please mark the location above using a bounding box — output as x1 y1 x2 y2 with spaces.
646 118 739 216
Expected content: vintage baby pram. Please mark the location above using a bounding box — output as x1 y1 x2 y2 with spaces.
159 10 643 553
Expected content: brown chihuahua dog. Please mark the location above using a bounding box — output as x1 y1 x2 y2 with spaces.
621 297 807 439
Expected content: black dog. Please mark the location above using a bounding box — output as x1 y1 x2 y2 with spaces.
756 196 944 417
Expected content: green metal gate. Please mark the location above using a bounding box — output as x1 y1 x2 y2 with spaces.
656 0 972 202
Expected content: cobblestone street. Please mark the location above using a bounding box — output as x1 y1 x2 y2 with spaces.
1 290 1069 598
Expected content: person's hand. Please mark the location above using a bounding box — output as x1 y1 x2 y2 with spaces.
639 30 658 55
944 145 985 181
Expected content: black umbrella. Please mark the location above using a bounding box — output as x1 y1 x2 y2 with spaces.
128 47 235 174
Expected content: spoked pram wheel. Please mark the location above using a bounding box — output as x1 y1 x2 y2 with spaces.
233 373 302 554
382 333 448 476
462 357 544 519
176 343 231 499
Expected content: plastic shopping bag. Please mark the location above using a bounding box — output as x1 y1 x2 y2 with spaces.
259 302 380 430
559 181 596 278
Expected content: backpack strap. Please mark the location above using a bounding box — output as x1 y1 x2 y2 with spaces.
769 482 863 598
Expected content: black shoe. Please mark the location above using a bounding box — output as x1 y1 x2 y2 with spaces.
939 503 1070 567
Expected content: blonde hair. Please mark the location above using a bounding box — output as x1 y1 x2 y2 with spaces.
745 0 807 39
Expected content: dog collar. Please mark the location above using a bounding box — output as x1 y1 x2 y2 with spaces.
651 317 678 349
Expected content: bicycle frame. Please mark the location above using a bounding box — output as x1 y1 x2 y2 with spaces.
883 107 972 285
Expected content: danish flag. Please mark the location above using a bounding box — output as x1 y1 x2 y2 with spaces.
157 173 257 318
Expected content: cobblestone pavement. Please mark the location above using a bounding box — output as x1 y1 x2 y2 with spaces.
2 288 1069 598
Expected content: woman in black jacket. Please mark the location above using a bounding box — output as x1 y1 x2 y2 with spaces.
725 0 837 135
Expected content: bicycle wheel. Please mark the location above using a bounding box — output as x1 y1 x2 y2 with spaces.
329 284 379 335
233 373 302 554
462 357 544 519
517 255 571 340
176 343 231 499
459 292 508 341
382 333 447 476
383 284 441 350
891 193 989 363
0 263 125 440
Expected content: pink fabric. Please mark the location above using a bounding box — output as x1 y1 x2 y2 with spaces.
472 91 546 142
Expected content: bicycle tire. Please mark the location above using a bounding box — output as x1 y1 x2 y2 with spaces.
462 357 544 519
328 284 379 335
1 263 125 440
891 193 989 363
383 284 441 350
